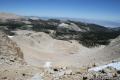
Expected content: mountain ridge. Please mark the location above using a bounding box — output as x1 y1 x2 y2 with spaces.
0 12 120 27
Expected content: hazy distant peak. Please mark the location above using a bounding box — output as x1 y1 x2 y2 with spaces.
0 12 23 20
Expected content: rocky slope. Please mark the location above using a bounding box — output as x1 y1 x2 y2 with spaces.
96 35 120 62
0 31 42 80
0 31 23 64
9 30 120 68
1 30 120 80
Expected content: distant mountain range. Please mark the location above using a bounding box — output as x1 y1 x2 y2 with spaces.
0 12 120 47
0 12 119 27
40 17 120 28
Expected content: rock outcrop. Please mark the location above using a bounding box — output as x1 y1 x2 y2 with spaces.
0 31 24 64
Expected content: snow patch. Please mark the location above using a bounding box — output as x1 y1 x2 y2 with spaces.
30 73 43 80
8 36 14 38
59 23 69 27
43 61 52 68
88 62 120 71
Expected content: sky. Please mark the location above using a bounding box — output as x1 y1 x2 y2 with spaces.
0 0 120 22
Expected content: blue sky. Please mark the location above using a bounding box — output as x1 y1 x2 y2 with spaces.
0 0 120 22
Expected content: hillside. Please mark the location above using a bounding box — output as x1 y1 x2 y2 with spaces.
98 35 120 60
0 13 120 48
9 30 120 68
0 31 43 80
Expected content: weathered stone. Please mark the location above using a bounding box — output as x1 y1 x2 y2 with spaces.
65 70 72 75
